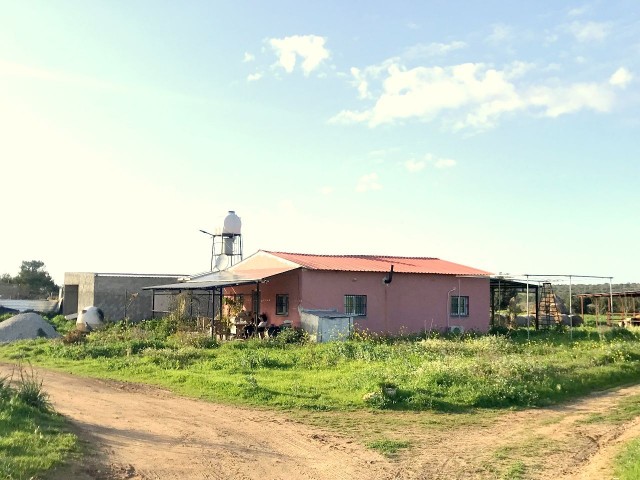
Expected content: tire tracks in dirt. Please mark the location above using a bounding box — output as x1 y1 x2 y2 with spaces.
397 383 640 479
2 363 639 479
0 364 397 480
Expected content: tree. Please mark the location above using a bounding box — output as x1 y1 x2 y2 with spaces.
14 260 58 297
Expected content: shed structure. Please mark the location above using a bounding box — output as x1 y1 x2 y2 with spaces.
63 273 185 321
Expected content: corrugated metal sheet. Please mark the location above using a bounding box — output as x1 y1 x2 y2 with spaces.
264 251 491 276
145 266 297 291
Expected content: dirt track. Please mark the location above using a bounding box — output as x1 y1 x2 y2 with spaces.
1 364 639 479
0 365 397 480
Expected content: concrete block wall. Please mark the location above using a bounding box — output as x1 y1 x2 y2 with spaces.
63 273 96 316
93 275 181 321
64 273 186 321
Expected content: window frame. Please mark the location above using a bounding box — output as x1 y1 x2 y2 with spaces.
275 294 289 316
344 294 367 316
450 295 469 317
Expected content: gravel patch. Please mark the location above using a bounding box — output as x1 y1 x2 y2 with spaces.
0 312 60 343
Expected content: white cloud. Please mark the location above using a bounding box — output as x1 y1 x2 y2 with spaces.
609 67 633 88
404 159 425 172
350 67 370 99
404 154 457 172
331 61 624 130
247 72 263 82
330 109 373 125
355 173 382 192
568 6 589 17
544 32 559 45
569 21 610 42
403 41 467 59
527 83 613 117
544 63 562 72
434 158 457 169
487 24 513 44
368 148 396 157
243 52 255 63
504 61 535 80
268 35 330 75
334 62 523 128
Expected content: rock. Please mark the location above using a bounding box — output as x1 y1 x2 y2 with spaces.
0 312 60 343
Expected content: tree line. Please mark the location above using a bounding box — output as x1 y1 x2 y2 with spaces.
548 283 640 315
0 260 59 299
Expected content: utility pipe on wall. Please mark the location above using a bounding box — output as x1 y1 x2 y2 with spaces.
447 287 456 330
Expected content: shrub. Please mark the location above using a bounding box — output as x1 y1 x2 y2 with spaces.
0 375 11 402
14 366 52 412
47 314 76 334
270 327 309 346
488 325 510 336
61 329 87 345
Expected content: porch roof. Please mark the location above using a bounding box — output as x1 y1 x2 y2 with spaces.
144 266 297 291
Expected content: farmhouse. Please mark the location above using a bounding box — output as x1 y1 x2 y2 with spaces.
148 250 491 336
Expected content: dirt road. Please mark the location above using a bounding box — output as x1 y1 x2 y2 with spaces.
0 365 397 480
2 363 639 479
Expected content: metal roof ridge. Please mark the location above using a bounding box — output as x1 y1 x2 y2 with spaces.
265 251 440 260
93 273 187 278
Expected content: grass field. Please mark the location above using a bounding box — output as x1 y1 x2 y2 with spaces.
1 318 640 413
614 437 640 480
0 367 76 480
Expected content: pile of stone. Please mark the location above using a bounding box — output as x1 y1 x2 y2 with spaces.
0 313 60 343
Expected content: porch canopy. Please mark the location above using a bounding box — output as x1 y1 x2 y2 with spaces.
143 266 297 327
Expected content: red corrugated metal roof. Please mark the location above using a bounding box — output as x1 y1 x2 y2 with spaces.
263 251 491 276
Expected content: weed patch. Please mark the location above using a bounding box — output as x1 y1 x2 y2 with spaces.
365 438 410 456
614 437 640 480
581 394 640 425
0 366 76 479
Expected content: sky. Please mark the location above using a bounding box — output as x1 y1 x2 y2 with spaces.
1 1 639 285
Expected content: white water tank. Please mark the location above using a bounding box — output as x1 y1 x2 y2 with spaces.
76 306 105 332
222 211 241 235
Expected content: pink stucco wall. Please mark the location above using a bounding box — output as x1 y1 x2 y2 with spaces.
225 269 301 326
226 268 490 333
299 270 490 334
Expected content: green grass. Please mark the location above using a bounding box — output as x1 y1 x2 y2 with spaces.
489 434 558 479
614 437 640 480
365 438 410 456
581 394 640 425
1 320 640 414
44 315 76 335
0 371 76 480
502 461 526 479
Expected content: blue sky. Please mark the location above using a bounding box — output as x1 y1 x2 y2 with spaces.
1 1 638 284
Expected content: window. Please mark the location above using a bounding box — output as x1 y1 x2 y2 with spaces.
450 296 469 317
344 295 367 316
275 294 289 316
